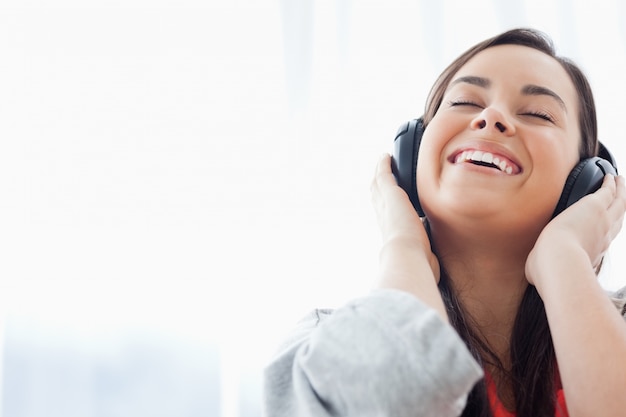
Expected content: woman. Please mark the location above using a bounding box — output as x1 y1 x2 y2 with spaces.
263 28 626 417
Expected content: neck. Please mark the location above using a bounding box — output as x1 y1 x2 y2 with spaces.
430 220 532 358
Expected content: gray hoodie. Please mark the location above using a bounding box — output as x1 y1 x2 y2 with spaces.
263 287 626 417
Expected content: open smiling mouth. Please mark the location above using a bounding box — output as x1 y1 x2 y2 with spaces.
453 150 521 175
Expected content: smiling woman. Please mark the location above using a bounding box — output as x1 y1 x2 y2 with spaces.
418 43 582 240
263 28 626 417
4 2 626 417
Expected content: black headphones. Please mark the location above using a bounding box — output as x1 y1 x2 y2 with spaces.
391 118 619 218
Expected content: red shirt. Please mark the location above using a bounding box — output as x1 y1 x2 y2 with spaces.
485 373 569 417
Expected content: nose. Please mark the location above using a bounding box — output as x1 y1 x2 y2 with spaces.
471 107 515 136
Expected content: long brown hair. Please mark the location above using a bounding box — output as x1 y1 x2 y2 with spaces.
424 28 599 417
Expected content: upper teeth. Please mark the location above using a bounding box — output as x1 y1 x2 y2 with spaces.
455 150 514 175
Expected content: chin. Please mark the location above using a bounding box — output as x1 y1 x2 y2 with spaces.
423 198 554 238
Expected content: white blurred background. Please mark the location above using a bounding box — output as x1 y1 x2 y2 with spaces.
1 1 625 416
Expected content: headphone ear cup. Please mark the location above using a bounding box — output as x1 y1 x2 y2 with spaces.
553 160 587 217
553 156 618 217
391 118 425 216
598 142 619 175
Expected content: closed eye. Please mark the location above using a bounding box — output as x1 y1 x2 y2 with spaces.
447 99 482 108
522 111 554 123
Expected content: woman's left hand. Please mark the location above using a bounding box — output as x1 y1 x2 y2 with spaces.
526 174 626 287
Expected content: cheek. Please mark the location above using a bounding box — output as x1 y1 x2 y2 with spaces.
526 145 579 213
528 134 580 182
416 136 443 189
415 138 448 218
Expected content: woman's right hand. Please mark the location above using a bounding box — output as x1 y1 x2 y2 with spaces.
370 155 432 252
371 154 444 315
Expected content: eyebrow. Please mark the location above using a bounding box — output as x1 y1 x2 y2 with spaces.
521 84 566 110
449 75 491 89
448 76 567 111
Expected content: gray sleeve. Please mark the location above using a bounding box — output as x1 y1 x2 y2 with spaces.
263 289 483 417
608 285 626 320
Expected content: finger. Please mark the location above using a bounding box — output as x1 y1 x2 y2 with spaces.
371 154 397 213
600 173 616 196
607 175 626 238
612 175 626 209
371 153 389 193
377 153 391 173
377 153 393 179
606 175 626 216
376 153 401 189
585 174 617 209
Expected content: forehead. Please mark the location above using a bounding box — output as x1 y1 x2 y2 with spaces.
451 44 578 108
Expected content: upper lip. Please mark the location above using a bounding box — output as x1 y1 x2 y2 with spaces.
447 142 523 174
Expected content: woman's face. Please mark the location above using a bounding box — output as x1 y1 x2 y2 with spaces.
417 44 581 234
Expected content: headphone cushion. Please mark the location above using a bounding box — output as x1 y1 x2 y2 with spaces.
392 119 425 216
552 155 620 217
554 160 587 216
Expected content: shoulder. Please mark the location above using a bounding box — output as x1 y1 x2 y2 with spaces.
263 290 483 417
